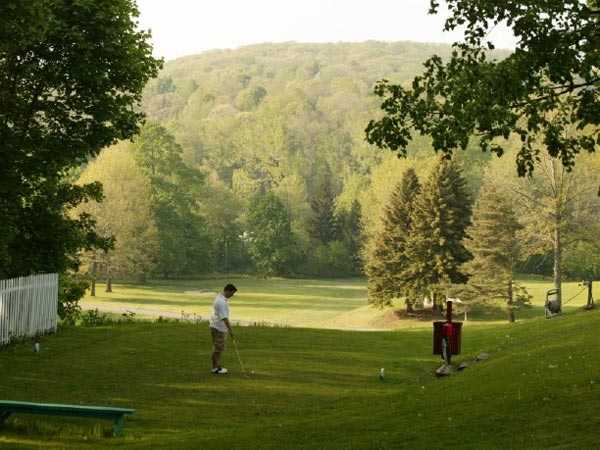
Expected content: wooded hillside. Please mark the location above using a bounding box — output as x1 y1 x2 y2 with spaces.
79 42 598 283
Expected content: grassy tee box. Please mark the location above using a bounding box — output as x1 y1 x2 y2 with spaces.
1 308 600 449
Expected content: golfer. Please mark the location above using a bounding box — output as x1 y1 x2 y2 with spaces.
209 283 237 374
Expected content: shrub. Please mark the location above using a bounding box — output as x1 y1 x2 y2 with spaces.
58 273 89 325
80 309 114 327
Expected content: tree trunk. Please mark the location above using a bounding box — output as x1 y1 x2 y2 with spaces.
106 261 113 293
406 299 414 313
105 253 113 293
90 260 97 297
553 216 562 304
432 292 442 316
225 240 229 275
507 280 515 323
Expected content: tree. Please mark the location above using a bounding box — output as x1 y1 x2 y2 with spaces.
493 150 600 305
336 200 364 275
366 168 421 309
0 0 161 278
200 180 247 274
132 123 210 278
565 240 600 281
463 182 524 322
76 145 159 283
246 192 297 276
138 41 464 278
236 86 268 111
366 1 599 185
402 159 472 311
308 164 338 245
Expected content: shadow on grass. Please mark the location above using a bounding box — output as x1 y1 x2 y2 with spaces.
465 303 590 322
95 280 368 299
3 415 115 440
463 304 541 322
388 304 589 323
389 305 533 323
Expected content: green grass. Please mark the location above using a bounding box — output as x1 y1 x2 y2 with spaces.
81 277 369 328
81 277 598 329
2 277 597 448
1 307 600 449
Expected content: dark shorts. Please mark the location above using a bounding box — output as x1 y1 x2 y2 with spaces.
211 327 226 352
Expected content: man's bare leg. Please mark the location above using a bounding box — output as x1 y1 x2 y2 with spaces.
212 351 221 369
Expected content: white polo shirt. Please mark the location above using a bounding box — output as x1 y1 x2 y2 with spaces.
209 293 229 333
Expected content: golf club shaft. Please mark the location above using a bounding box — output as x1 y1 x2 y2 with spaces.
232 338 247 375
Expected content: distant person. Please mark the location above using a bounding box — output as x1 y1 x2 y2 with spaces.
209 283 238 374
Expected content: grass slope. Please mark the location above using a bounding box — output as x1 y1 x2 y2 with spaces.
1 308 599 449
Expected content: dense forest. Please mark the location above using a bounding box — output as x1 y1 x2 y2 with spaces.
77 41 600 289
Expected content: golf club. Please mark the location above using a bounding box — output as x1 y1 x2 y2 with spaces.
232 337 251 377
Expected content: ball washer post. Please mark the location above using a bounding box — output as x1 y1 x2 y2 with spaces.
433 299 462 367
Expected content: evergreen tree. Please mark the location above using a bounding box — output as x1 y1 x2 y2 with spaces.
309 164 338 245
402 159 472 311
366 168 421 309
463 183 525 322
336 199 364 275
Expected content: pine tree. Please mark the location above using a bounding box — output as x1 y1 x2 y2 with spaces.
366 168 421 309
464 183 524 322
336 200 363 275
309 165 338 244
402 159 472 311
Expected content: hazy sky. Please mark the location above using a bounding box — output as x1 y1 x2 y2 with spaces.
136 0 516 61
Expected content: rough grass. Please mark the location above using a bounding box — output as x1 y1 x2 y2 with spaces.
1 307 600 449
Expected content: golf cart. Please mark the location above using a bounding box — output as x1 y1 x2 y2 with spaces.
545 288 561 318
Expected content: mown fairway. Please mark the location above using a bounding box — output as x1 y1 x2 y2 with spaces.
80 277 597 329
82 278 368 329
1 307 600 449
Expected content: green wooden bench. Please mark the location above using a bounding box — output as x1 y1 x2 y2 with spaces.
0 400 135 437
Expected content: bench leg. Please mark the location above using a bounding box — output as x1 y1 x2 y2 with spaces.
0 412 11 425
112 416 124 437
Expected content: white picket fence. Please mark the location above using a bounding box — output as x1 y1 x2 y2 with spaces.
0 273 59 346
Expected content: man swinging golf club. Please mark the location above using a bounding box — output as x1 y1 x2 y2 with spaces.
210 283 237 375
